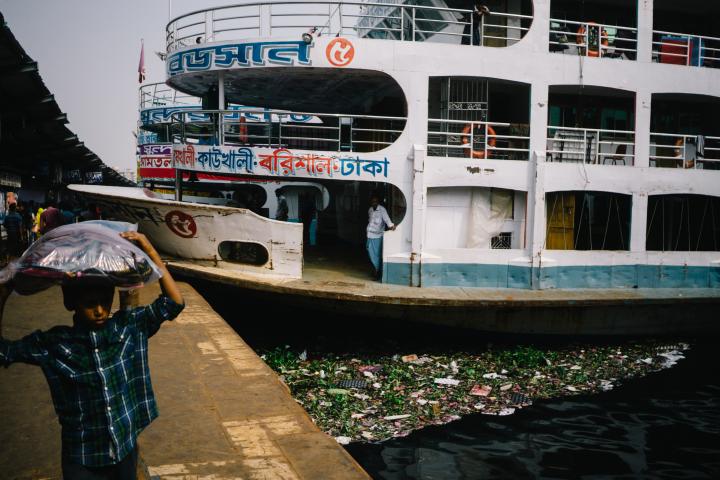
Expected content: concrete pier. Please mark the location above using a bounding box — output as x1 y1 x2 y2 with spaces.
0 283 369 479
168 260 720 335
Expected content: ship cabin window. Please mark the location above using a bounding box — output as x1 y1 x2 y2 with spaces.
427 77 530 160
547 86 635 165
545 191 631 250
652 0 720 69
646 195 720 251
357 1 533 47
425 187 526 250
650 94 720 170
550 0 637 60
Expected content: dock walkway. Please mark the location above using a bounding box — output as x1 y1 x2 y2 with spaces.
0 282 369 479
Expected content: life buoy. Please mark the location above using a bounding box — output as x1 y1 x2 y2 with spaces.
577 22 608 57
461 123 496 159
239 116 248 143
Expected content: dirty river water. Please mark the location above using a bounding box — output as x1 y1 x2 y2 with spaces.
188 278 720 479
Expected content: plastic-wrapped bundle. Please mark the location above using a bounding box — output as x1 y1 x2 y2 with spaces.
0 221 162 295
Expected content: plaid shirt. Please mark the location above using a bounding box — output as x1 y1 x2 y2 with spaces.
0 294 184 466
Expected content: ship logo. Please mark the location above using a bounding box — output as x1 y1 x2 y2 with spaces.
165 210 197 238
326 38 354 67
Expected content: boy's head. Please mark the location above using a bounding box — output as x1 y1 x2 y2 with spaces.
62 279 115 329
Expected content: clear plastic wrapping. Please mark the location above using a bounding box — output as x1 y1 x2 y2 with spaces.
0 221 162 295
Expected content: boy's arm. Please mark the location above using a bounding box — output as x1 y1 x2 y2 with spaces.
120 231 184 306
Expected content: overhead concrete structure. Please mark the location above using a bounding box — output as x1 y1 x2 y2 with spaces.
0 12 134 205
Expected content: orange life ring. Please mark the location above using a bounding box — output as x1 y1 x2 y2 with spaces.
461 123 496 159
239 116 248 143
577 22 608 57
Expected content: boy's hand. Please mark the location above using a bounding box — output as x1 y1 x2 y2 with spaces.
120 231 154 253
120 231 184 306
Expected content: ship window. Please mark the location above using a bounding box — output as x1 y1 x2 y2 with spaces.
546 191 631 250
646 195 720 251
218 241 269 266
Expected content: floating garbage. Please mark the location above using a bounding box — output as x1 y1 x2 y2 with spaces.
259 342 691 444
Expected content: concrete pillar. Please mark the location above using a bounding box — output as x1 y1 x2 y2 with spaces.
634 89 652 168
528 82 549 164
409 144 427 288
630 192 648 252
636 0 654 64
218 71 225 108
174 169 183 201
260 4 272 37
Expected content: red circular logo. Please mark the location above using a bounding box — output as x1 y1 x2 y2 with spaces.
165 210 197 238
326 38 355 67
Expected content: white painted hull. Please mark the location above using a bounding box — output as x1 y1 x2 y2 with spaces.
68 185 303 278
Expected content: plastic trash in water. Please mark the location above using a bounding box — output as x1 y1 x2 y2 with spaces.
0 221 162 295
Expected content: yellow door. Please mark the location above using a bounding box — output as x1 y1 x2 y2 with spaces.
546 193 575 250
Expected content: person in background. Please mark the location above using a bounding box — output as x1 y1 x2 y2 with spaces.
60 202 76 225
3 203 23 260
18 202 31 248
32 205 44 241
39 201 64 235
275 188 289 221
366 194 395 281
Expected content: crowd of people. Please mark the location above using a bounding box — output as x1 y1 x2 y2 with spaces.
1 196 102 262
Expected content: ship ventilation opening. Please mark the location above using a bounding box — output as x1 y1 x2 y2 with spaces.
647 195 720 251
650 94 720 169
425 187 527 250
549 0 637 60
218 241 270 265
547 85 635 165
427 77 531 160
303 181 407 281
653 0 720 68
545 191 631 250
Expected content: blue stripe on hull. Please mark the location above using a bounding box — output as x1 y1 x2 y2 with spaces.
384 263 720 289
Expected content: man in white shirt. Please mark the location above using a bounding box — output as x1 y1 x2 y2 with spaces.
366 195 395 280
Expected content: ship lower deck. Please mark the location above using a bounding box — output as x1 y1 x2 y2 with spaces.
167 255 720 336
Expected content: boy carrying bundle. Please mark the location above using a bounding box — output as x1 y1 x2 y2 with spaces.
0 230 184 479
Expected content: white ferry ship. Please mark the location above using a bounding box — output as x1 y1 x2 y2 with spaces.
72 0 720 291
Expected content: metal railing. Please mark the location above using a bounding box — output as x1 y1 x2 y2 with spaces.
166 1 532 52
170 108 406 153
139 82 200 109
546 126 635 165
649 133 720 169
652 30 720 69
427 119 530 160
549 19 637 59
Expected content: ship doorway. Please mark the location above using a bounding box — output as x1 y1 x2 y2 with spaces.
304 181 407 281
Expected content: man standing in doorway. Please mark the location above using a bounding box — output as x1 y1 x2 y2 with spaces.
275 189 289 221
366 194 395 281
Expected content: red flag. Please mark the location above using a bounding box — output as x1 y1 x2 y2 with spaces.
138 40 146 83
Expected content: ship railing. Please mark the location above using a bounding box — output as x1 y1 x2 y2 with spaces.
139 82 200 109
427 119 530 160
170 108 406 153
546 126 635 165
166 1 533 52
652 30 720 69
649 133 720 169
549 19 637 59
